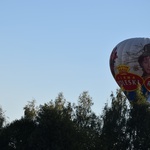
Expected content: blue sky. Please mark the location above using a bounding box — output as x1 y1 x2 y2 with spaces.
1 1 150 122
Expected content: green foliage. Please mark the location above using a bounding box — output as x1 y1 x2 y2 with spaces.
0 119 36 149
1 89 150 149
126 92 150 149
28 93 78 149
74 91 94 128
0 106 5 129
23 100 37 120
100 89 129 150
73 91 101 149
99 88 150 150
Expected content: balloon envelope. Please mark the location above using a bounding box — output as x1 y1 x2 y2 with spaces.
110 37 150 102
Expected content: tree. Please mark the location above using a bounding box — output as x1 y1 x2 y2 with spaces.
73 91 101 150
74 91 94 128
100 89 129 150
23 100 37 120
126 88 150 149
28 93 80 150
4 89 150 149
99 88 150 150
0 106 5 129
0 118 36 150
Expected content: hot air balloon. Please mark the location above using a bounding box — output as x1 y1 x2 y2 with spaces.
110 37 150 102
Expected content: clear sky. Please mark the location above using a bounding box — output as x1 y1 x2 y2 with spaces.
0 0 150 122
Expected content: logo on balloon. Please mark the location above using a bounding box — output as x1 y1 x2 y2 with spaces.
115 65 143 91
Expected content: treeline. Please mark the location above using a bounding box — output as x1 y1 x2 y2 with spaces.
0 90 150 149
